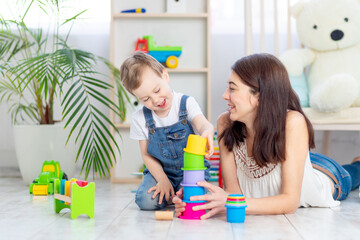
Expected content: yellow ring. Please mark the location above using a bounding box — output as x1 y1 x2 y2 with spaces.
166 56 178 68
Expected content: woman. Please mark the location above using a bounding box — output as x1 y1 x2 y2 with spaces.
173 53 360 219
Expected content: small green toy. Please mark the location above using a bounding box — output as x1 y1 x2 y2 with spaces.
54 179 95 219
29 160 68 195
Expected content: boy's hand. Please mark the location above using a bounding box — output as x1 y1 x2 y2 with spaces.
201 129 214 159
147 177 175 204
173 188 186 217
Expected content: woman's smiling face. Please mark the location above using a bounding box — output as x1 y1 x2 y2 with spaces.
222 71 259 123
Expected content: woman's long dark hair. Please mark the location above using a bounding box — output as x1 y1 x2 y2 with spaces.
218 54 315 167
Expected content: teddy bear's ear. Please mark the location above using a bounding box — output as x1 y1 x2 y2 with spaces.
291 0 307 19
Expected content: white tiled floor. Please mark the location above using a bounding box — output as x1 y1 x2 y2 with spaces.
1 169 360 240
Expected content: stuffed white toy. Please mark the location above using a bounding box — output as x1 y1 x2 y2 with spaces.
280 0 360 112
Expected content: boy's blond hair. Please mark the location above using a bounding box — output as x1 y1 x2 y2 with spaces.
120 51 165 93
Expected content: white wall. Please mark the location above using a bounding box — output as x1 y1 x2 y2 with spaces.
0 24 110 167
3 32 359 167
210 33 360 165
1 3 360 167
0 0 112 168
0 104 16 167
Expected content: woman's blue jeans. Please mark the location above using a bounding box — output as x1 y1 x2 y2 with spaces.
310 152 360 201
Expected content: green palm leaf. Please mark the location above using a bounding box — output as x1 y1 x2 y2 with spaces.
0 0 132 179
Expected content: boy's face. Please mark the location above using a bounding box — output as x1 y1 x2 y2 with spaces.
132 66 173 117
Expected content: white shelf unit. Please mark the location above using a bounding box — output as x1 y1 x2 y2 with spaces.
110 0 211 182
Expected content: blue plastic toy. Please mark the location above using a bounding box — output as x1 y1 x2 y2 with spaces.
121 8 146 13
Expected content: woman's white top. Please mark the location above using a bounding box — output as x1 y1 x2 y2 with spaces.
234 141 340 208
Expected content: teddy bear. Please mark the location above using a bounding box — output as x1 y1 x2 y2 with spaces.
279 0 360 112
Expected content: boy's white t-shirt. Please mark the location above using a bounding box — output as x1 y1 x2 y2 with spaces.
130 92 203 140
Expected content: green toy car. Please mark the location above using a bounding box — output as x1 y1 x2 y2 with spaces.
135 35 182 68
29 160 68 195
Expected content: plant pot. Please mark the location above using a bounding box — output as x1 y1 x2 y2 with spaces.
13 124 78 185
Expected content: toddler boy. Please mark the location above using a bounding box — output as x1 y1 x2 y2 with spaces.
120 51 214 210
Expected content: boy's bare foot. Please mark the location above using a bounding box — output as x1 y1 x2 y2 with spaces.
351 156 360 164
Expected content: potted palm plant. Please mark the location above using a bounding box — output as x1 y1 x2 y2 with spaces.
0 0 129 184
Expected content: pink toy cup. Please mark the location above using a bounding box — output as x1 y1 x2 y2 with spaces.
179 200 206 220
183 170 205 185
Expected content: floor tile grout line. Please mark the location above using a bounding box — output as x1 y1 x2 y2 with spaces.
284 214 306 240
329 204 360 231
27 198 69 240
231 223 236 240
165 214 175 240
96 198 135 239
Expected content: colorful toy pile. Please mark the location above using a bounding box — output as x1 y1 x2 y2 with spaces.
29 160 68 195
179 134 207 220
225 194 247 223
208 131 220 185
54 178 95 219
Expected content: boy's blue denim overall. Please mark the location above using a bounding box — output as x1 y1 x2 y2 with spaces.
310 152 360 201
135 95 210 210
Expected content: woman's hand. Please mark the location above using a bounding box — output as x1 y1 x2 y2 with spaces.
173 188 186 217
147 177 175 204
189 181 228 219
